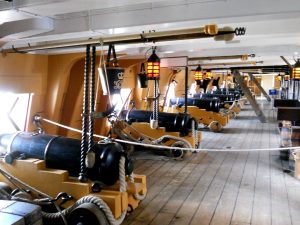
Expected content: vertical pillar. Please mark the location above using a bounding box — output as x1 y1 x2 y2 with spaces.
184 66 188 114
233 70 266 123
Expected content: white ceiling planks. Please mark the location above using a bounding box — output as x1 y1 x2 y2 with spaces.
0 0 300 66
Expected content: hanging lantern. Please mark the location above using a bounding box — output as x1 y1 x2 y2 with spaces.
147 49 160 80
205 70 212 79
292 59 300 80
194 65 203 84
276 74 282 81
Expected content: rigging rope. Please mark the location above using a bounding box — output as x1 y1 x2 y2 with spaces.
79 45 90 182
40 117 300 152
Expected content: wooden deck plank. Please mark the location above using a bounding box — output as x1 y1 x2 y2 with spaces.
170 115 245 224
189 152 238 225
209 151 249 225
230 151 259 224
129 153 206 225
270 155 292 225
169 152 228 225
201 110 258 225
251 151 271 225
150 109 240 224
124 102 300 225
137 158 166 176
150 212 174 225
145 152 217 225
250 118 273 225
123 153 199 225
286 186 300 225
133 159 157 174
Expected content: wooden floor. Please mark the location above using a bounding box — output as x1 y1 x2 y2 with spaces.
123 100 300 225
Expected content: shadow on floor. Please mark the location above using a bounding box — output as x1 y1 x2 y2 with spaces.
235 115 260 120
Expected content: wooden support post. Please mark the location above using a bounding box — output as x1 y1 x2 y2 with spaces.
233 70 266 123
184 66 188 114
248 73 271 102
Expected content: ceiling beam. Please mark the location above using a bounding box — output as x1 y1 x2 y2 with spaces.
0 17 53 41
1 24 245 53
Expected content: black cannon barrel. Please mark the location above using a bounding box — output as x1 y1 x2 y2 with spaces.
212 89 242 100
194 93 236 102
120 110 197 136
218 88 243 94
0 132 133 186
169 97 220 113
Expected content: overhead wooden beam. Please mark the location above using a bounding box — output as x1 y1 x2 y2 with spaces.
233 70 266 123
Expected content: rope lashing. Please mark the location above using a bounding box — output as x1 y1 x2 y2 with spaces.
38 116 300 152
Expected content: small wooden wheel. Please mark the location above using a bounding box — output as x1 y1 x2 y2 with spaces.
229 111 237 119
68 203 109 225
209 121 223 132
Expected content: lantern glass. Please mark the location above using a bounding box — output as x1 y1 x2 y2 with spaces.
194 65 203 81
205 71 212 79
147 49 160 80
292 59 300 79
276 75 282 81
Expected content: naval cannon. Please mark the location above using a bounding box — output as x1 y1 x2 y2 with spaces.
0 132 147 225
115 110 200 158
194 93 242 116
194 93 236 103
120 109 197 136
167 97 231 132
0 132 133 186
213 89 243 100
169 98 220 113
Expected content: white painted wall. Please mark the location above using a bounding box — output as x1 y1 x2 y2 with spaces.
260 75 275 99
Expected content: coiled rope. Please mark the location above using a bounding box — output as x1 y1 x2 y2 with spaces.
0 155 129 225
0 165 68 225
42 156 128 225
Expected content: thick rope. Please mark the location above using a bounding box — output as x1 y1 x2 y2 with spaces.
129 173 147 201
42 195 126 225
40 117 300 152
153 135 192 148
119 156 126 193
79 45 90 182
87 46 96 154
192 119 199 148
0 156 128 225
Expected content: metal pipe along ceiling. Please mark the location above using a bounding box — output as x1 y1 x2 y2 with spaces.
1 24 245 53
189 54 255 61
189 61 263 67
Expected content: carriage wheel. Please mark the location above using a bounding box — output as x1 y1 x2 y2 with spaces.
209 121 223 132
68 203 109 225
